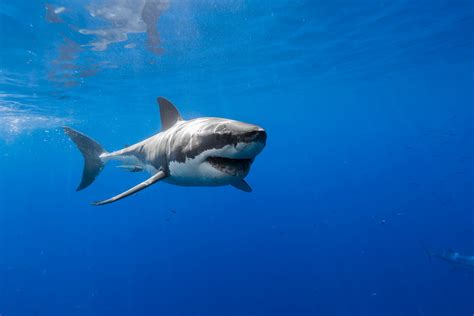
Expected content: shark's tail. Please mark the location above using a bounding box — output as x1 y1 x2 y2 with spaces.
419 240 433 263
64 127 108 191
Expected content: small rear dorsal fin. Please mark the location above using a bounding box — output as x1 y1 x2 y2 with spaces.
157 97 182 131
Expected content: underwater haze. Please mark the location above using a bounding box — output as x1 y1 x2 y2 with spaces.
1 0 474 315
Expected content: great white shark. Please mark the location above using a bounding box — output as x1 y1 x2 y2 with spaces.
64 97 267 205
422 243 474 268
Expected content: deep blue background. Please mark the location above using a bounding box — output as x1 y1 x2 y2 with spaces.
1 1 473 315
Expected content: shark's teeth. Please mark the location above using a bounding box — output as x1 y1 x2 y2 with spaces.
206 157 251 177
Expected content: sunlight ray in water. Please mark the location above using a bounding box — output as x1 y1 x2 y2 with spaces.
0 93 73 141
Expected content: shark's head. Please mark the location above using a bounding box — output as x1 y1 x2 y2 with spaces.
157 97 267 187
167 117 266 185
199 119 267 178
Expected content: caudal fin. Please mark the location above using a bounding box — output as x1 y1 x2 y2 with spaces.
419 241 433 263
63 127 108 191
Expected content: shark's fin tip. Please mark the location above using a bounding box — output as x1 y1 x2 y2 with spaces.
92 171 167 206
231 179 253 192
157 97 182 131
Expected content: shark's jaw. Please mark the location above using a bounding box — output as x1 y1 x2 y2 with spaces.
206 156 252 177
166 140 265 186
203 138 265 178
166 123 266 186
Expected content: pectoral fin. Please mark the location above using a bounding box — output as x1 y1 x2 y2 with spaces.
231 179 252 192
92 171 167 206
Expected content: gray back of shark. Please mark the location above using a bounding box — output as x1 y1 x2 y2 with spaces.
64 97 267 206
437 250 474 267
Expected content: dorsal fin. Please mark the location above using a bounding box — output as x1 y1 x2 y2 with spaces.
157 97 182 131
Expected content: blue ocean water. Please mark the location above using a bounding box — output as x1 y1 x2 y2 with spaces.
1 0 473 315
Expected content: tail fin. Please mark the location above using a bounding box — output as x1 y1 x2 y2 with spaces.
419 241 433 263
63 127 108 191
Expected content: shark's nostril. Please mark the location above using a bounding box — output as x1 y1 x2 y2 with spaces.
242 129 267 143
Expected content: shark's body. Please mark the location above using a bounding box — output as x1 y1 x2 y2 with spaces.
431 249 474 267
64 97 266 205
422 244 474 268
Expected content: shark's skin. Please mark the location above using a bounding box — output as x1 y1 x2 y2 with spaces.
106 117 266 185
64 97 267 205
431 249 474 267
422 243 474 268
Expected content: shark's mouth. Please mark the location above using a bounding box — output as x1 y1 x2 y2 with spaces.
206 156 251 177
